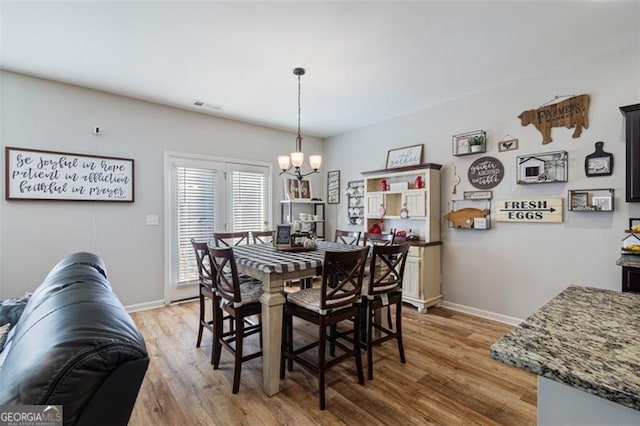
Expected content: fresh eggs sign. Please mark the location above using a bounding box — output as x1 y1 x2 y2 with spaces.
496 198 563 223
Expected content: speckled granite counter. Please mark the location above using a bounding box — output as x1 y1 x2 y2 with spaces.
491 285 640 412
617 254 640 268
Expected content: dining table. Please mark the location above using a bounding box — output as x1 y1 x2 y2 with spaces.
231 240 363 396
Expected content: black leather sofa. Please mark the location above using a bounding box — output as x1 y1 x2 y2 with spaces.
0 252 149 426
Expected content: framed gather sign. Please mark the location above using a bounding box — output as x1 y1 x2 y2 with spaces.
385 144 423 169
5 147 134 202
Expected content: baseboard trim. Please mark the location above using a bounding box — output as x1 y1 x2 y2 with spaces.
125 299 165 313
440 301 523 326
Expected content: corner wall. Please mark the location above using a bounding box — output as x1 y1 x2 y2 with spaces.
0 71 323 305
324 48 640 319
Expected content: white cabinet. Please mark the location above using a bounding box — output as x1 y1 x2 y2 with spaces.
361 164 442 312
404 190 426 217
403 245 442 313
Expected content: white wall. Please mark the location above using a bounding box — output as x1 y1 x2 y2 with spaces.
324 48 640 320
0 71 323 306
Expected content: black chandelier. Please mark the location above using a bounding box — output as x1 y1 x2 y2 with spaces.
277 67 321 181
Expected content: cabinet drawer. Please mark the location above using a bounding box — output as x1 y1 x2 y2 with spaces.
408 246 421 257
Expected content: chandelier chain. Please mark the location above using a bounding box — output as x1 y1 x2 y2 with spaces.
297 73 301 138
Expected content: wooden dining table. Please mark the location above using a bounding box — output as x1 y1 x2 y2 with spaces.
231 240 362 396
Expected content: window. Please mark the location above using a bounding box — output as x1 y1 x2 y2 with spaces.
165 153 271 302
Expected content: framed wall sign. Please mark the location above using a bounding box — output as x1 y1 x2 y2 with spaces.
516 151 568 184
385 144 423 169
5 147 134 202
496 198 564 223
498 138 519 152
327 170 340 204
467 157 504 189
585 141 613 177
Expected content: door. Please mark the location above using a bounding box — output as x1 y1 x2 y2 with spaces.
164 153 272 303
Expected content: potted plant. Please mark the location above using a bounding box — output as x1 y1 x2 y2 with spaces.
469 135 485 153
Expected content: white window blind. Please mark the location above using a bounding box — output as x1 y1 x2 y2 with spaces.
229 166 268 232
175 166 220 284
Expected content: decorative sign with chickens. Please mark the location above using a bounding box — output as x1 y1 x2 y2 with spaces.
496 198 563 223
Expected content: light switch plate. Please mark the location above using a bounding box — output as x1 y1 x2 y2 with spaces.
146 214 159 226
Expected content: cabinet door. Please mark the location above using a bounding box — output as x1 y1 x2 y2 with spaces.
404 255 421 299
404 191 426 217
621 104 640 202
366 193 383 216
622 266 640 292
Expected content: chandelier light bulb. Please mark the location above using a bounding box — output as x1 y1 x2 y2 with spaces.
309 155 322 170
290 152 304 168
278 155 291 171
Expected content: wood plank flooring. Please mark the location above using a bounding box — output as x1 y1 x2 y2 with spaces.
129 301 536 425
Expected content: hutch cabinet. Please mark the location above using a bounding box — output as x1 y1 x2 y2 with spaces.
361 164 442 312
620 104 640 202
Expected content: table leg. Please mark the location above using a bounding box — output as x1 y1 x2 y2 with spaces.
259 274 286 396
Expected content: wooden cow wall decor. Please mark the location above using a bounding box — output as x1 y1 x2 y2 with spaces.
518 94 590 144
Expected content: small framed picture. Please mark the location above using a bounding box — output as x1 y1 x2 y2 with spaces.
629 218 640 231
592 196 612 211
570 192 588 209
454 137 470 156
586 156 612 176
284 178 312 200
284 178 298 200
327 170 340 204
585 141 613 177
498 138 519 152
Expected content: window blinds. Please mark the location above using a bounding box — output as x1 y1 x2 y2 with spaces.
175 166 219 284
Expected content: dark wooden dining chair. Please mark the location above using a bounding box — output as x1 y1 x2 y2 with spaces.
280 247 369 410
361 243 410 380
362 232 395 247
334 229 361 245
213 231 250 247
251 230 273 244
191 239 217 352
208 245 263 394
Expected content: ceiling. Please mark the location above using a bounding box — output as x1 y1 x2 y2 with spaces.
1 1 638 138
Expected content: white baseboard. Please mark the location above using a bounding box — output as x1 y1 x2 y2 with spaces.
125 299 165 313
440 301 523 326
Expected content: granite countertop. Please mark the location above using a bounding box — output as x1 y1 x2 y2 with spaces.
617 254 640 268
491 285 640 411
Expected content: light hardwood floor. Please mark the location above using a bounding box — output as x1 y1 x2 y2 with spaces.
129 301 536 425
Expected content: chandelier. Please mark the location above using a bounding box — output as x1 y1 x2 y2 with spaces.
277 67 321 181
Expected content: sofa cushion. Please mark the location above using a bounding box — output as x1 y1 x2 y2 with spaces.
0 293 31 330
0 323 9 352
